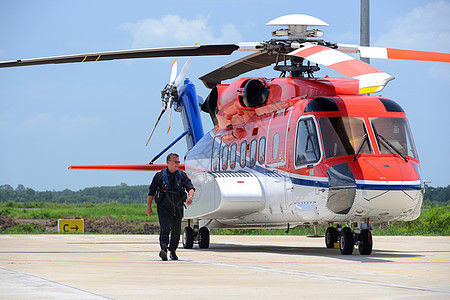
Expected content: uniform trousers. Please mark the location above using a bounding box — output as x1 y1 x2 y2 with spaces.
157 205 182 252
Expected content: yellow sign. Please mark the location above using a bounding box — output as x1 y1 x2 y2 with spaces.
58 219 84 233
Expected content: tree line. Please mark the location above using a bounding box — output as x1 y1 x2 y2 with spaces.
0 183 149 204
0 183 449 205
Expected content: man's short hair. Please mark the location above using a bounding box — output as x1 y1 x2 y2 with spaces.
166 153 179 162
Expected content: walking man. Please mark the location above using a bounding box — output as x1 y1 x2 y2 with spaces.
147 153 195 261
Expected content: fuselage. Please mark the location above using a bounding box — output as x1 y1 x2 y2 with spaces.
184 76 423 228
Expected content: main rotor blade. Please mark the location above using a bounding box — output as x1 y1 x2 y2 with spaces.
337 44 450 63
199 51 277 89
0 44 239 68
289 44 394 94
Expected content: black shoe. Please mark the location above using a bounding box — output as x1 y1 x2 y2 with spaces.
159 249 168 261
170 252 178 260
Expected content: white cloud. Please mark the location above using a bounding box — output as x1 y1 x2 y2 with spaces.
374 0 450 52
120 14 243 48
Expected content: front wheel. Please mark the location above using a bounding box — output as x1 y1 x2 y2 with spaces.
198 226 210 249
325 227 338 248
340 227 354 255
182 227 194 249
358 229 373 255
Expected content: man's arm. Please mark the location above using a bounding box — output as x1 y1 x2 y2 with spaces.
146 195 154 217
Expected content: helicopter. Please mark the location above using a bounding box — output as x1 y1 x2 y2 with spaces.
1 13 449 256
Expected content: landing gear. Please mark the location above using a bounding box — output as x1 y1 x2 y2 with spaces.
325 222 373 255
339 227 354 255
182 224 210 249
198 226 210 248
182 227 194 249
325 227 338 248
358 229 373 255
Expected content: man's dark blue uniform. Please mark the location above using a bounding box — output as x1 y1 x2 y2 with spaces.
147 158 195 260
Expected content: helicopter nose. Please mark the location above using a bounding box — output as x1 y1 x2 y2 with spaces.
351 158 423 220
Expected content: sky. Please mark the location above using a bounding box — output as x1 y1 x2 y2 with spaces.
0 0 449 191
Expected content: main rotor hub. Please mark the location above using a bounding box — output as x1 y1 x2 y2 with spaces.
266 14 328 39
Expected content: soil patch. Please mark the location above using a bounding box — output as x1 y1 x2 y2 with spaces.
0 216 159 234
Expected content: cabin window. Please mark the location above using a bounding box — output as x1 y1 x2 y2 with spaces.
370 117 418 159
230 143 237 170
212 137 221 171
221 144 229 170
258 137 266 165
295 118 321 166
240 141 247 168
319 117 372 159
250 138 257 167
272 134 280 160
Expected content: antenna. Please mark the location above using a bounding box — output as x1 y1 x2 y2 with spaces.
361 0 370 64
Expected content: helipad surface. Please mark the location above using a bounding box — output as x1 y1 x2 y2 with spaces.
0 235 449 299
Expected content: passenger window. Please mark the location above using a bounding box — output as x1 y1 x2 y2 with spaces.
258 137 266 165
212 138 221 171
273 134 280 160
221 144 229 170
295 118 320 166
250 138 257 167
240 141 247 168
230 143 237 170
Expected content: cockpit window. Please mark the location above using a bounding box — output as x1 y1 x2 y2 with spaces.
319 117 373 159
370 117 418 159
295 118 320 166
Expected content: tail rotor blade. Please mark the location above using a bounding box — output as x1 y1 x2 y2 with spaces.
166 98 173 134
174 57 193 87
146 107 166 146
169 59 177 84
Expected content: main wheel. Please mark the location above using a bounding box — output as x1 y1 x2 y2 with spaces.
339 227 354 255
358 229 373 255
198 226 210 249
182 226 194 249
325 227 338 248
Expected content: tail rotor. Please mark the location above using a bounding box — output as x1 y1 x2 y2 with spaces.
145 58 192 146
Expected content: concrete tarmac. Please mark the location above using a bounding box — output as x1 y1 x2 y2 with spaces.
0 234 449 299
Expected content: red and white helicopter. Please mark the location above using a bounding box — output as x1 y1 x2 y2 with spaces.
2 14 449 255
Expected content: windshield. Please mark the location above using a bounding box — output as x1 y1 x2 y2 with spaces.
319 117 373 159
370 117 418 159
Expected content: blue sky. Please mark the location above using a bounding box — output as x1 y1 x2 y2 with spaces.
1 0 449 191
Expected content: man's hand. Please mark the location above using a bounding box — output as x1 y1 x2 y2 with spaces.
146 195 154 218
146 206 153 217
186 196 193 205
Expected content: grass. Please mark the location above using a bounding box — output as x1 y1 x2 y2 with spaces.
1 201 448 235
0 202 156 222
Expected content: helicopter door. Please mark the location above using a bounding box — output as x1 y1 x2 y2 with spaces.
266 109 293 212
267 110 290 167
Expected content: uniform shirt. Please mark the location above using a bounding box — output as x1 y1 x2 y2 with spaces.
148 169 195 197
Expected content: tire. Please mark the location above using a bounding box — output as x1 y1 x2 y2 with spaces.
182 227 194 249
325 227 338 248
198 226 210 249
358 229 373 255
339 227 354 255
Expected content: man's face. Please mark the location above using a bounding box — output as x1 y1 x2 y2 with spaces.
167 156 180 172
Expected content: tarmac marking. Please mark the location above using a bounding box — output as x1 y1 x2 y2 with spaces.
192 259 450 295
0 267 111 299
